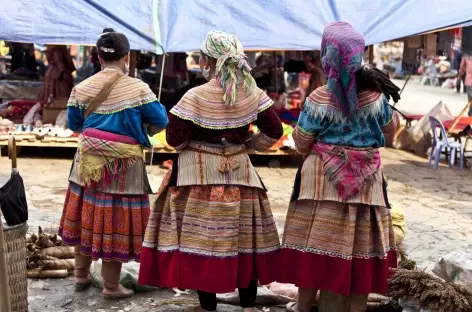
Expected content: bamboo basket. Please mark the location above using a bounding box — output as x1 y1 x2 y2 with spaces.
0 136 28 312
2 222 28 312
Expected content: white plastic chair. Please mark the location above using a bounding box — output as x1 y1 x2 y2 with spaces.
428 116 464 169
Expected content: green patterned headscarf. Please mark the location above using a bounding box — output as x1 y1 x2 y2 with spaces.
200 31 256 106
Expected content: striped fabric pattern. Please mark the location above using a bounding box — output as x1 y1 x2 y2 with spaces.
251 132 278 151
143 185 280 257
170 79 273 129
68 151 153 195
282 200 396 260
59 182 150 263
304 85 384 122
279 199 397 295
176 142 264 189
295 152 387 206
67 68 157 114
292 126 315 155
381 111 400 143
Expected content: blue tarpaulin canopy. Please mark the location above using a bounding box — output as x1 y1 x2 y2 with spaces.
0 0 163 54
159 0 472 52
0 0 471 53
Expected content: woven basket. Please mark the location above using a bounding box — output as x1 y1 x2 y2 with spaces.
3 222 28 312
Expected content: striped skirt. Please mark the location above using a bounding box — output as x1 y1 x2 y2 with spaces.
139 184 281 294
279 200 397 296
59 182 150 262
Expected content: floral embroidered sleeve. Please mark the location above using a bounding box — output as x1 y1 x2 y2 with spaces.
293 101 324 155
166 114 193 150
251 106 283 151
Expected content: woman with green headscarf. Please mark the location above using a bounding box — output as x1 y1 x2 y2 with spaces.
139 31 283 312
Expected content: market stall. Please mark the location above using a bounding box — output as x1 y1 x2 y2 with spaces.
0 0 471 158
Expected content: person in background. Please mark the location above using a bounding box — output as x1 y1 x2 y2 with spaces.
253 52 273 89
280 22 399 312
458 54 472 114
91 47 101 75
304 52 325 98
139 31 282 312
38 45 75 101
76 47 101 81
59 28 168 300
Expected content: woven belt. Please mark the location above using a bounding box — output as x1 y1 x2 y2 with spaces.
186 146 246 173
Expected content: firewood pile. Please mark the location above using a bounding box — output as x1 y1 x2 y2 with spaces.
26 227 74 278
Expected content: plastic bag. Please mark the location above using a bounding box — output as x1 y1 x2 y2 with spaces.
55 110 68 129
390 204 406 245
398 299 431 312
90 260 157 293
433 252 472 288
23 102 41 125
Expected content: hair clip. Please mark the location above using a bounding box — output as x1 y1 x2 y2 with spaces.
100 47 115 53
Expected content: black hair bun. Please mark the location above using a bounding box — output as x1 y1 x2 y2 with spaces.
103 28 115 34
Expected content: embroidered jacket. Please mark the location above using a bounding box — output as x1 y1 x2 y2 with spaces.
67 68 168 147
294 86 400 154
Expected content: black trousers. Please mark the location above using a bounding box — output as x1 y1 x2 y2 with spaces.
197 280 258 311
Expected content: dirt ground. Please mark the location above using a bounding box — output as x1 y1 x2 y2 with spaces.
1 147 472 312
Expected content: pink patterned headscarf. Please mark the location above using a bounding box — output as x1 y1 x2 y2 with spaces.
321 22 365 117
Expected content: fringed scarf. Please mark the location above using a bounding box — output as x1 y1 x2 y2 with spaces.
313 142 380 201
200 30 256 106
78 129 143 186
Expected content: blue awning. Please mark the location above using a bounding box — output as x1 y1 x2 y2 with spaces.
0 0 163 54
0 0 471 54
158 0 472 52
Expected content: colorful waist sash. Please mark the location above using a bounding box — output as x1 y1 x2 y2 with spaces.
78 128 143 186
312 142 380 201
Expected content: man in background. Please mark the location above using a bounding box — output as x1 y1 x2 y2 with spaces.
458 54 472 115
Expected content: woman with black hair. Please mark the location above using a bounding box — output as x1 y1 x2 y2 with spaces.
59 28 168 299
280 23 400 312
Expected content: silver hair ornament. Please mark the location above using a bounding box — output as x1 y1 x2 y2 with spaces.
100 47 115 53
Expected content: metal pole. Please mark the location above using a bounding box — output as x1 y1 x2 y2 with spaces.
368 45 374 64
129 50 137 78
399 73 412 95
158 54 166 101
273 52 278 93
150 54 166 166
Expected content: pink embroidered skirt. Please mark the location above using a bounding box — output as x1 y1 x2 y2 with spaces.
278 149 397 296
59 129 151 263
59 182 150 262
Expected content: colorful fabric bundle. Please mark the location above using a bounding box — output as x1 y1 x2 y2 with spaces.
312 142 381 200
78 129 143 186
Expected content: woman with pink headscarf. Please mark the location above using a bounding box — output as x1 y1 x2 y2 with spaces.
280 22 400 311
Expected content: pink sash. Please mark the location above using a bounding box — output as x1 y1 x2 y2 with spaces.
312 142 380 201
